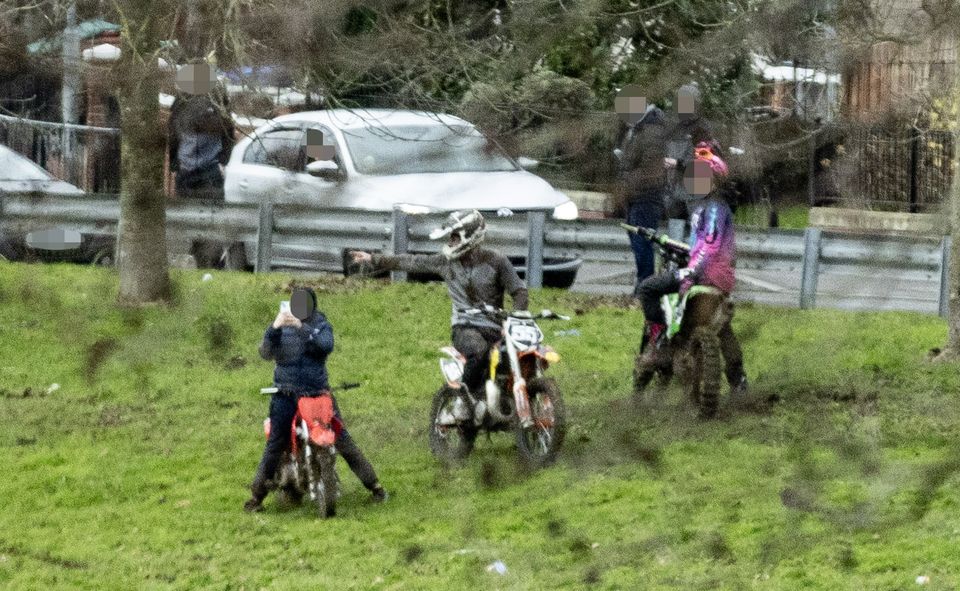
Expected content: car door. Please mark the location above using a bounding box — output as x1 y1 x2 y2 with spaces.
231 126 306 205
283 123 345 207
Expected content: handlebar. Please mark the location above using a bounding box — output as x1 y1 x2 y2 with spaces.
620 223 690 253
460 306 569 321
620 223 691 265
259 382 361 395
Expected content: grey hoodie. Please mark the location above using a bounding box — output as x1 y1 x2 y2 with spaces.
371 247 528 330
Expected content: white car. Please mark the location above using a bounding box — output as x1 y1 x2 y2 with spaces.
0 144 114 264
223 109 581 287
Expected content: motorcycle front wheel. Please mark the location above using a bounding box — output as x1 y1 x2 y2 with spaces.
684 327 722 419
308 446 338 518
515 377 566 469
429 386 477 463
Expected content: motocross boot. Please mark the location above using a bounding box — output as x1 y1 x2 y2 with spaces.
640 323 671 371
371 484 389 503
729 375 749 404
243 479 269 512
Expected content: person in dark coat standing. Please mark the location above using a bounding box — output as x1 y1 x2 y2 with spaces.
168 62 235 201
613 85 671 295
244 287 387 512
663 84 718 220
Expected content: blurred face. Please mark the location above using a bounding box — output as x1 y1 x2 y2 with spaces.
304 128 335 161
614 84 648 126
677 88 698 118
683 160 714 197
290 288 315 320
175 63 216 95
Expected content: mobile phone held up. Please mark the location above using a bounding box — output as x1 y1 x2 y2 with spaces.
279 300 291 314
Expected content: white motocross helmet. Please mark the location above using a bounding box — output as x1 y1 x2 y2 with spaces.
429 209 486 260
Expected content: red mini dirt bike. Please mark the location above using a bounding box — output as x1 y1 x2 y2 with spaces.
260 386 355 518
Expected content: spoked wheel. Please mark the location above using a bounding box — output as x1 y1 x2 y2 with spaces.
307 445 338 518
429 386 477 463
220 242 250 271
683 327 722 419
274 455 304 507
515 377 566 469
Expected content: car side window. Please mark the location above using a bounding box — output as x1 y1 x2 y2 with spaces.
243 128 305 170
304 125 342 169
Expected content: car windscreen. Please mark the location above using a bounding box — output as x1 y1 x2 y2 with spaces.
341 124 518 175
0 146 54 181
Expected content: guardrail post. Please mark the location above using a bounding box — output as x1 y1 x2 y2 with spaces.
255 200 273 273
526 210 546 289
800 227 822 309
391 208 409 283
939 235 951 319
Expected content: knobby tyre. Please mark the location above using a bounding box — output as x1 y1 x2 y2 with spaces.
515 377 566 469
429 386 477 463
309 446 338 518
688 327 722 419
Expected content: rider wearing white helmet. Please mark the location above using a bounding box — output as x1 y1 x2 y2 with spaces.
351 209 528 395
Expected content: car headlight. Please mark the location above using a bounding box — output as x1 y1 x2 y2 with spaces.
552 200 579 221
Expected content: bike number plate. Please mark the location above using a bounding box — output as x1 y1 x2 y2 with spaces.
507 319 542 348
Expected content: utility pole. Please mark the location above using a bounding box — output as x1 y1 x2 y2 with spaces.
61 1 80 185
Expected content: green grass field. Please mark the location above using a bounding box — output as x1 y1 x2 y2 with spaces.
2 262 960 590
734 204 810 230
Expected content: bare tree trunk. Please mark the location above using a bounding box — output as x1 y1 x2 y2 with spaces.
116 16 171 304
944 129 960 357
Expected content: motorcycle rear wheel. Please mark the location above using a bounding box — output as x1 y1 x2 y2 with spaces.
515 377 566 469
429 386 477 463
308 446 338 518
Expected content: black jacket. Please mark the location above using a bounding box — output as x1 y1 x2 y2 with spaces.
259 300 334 395
614 107 671 213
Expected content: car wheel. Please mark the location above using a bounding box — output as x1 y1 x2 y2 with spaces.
221 242 250 271
192 240 225 269
543 268 578 289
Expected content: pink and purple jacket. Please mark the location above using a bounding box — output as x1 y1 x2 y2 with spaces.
684 198 736 294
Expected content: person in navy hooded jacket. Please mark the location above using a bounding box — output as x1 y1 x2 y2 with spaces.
244 287 387 512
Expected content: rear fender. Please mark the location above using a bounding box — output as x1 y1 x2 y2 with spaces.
440 346 466 388
675 286 726 341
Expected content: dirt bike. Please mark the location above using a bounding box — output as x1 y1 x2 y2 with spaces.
258 383 358 518
429 307 568 468
621 223 733 418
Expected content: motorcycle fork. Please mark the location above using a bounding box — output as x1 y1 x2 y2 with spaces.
505 335 533 428
296 418 321 501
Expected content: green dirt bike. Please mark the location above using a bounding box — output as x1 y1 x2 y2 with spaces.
621 223 733 419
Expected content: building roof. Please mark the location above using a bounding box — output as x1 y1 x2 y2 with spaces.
27 19 121 55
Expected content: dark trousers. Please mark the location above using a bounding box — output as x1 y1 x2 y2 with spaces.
637 270 679 326
250 393 379 498
626 194 665 292
637 271 745 386
452 325 502 394
174 164 224 200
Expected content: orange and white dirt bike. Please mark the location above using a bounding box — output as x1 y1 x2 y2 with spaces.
259 384 358 518
429 307 568 469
